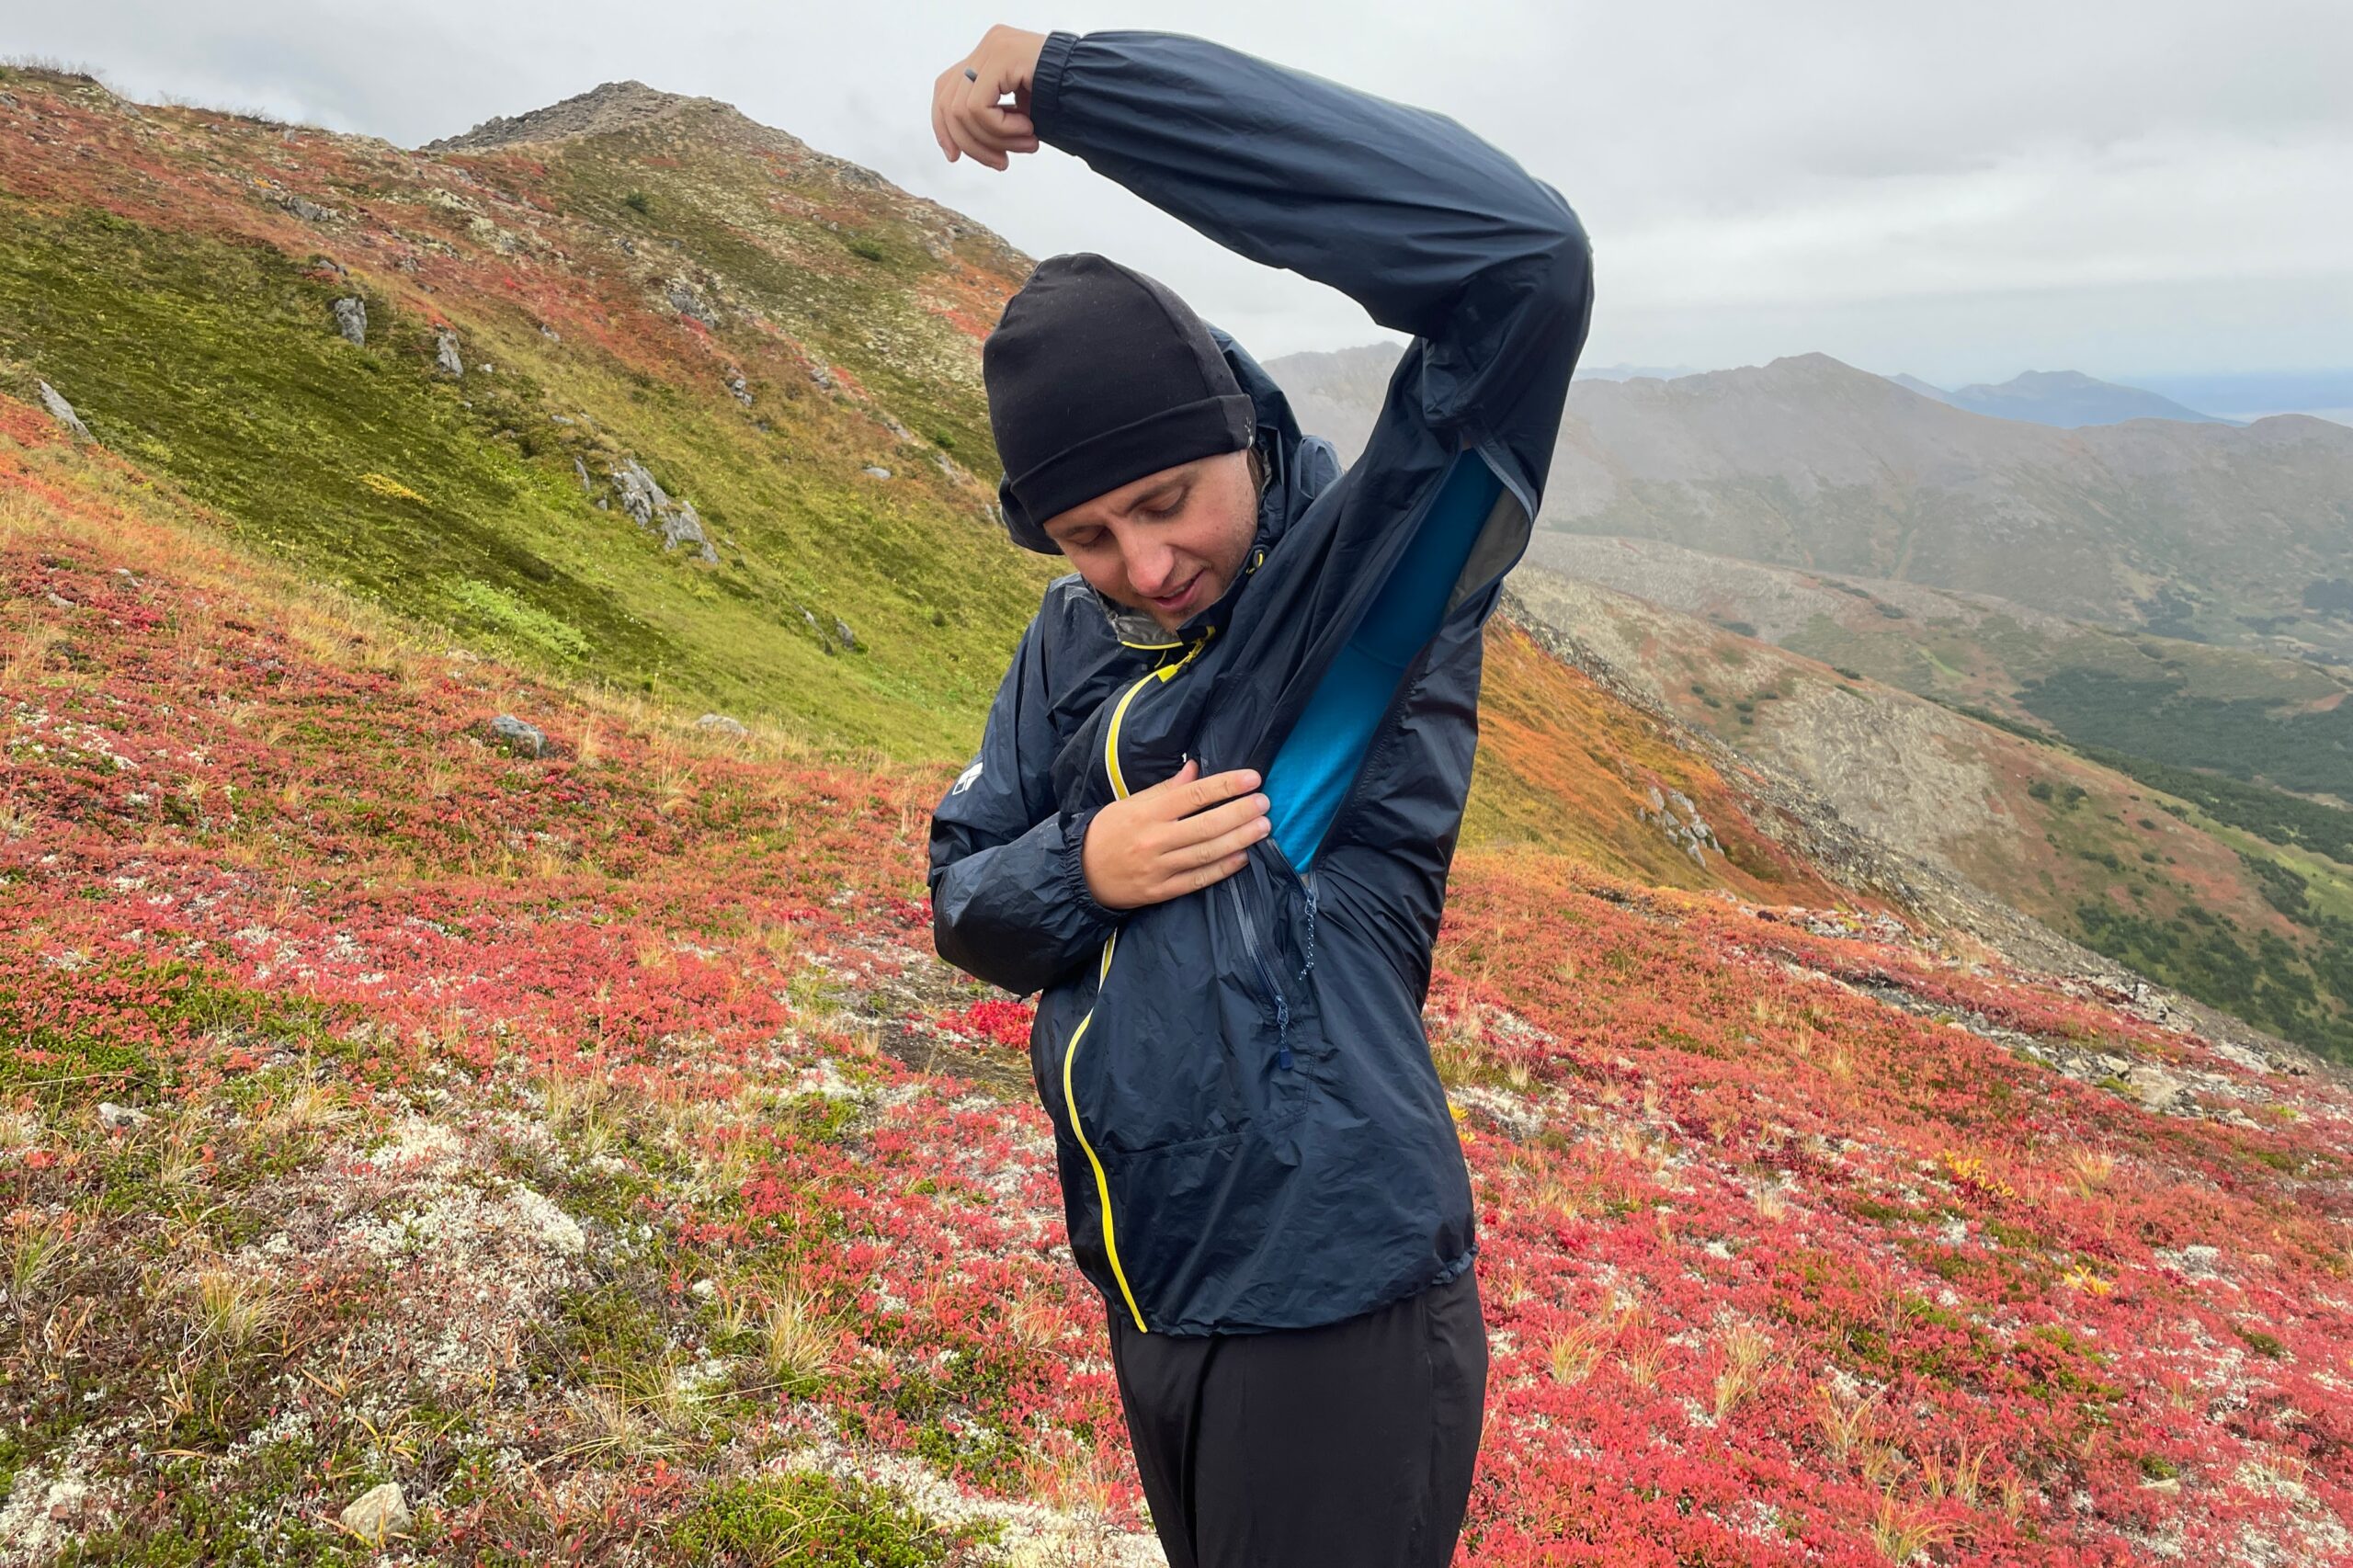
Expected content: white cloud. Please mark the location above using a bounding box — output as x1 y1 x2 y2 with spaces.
17 0 2351 384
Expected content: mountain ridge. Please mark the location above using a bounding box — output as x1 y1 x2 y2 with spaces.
1270 342 2353 658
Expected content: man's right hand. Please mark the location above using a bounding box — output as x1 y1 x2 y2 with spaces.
932 25 1050 170
1082 760 1271 910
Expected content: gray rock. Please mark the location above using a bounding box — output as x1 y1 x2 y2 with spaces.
695 713 748 735
612 459 667 528
800 607 822 634
97 1102 151 1129
540 322 562 343
275 191 338 224
662 500 718 564
331 296 367 346
881 415 915 442
611 459 717 564
810 364 835 392
488 714 547 757
665 279 718 327
725 369 751 406
434 329 463 377
339 1482 411 1543
861 465 892 480
574 457 593 493
834 618 858 652
2130 1065 2194 1114
36 381 92 441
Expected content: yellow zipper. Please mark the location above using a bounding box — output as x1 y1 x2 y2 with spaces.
1064 627 1215 1335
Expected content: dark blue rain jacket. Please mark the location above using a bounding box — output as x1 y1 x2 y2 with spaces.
928 28 1592 1335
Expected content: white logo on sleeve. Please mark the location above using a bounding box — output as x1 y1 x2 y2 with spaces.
950 759 983 795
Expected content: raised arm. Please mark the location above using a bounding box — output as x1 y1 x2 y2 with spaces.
938 25 1592 506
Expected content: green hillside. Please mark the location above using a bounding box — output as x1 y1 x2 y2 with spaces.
0 68 1051 759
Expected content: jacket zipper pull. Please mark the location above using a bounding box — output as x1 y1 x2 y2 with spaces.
1299 874 1318 980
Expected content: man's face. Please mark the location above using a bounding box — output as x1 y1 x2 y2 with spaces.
1039 449 1259 632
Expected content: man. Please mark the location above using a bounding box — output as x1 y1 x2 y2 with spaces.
926 25 1591 1568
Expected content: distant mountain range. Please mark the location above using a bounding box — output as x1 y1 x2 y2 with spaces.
1267 347 2353 661
1888 368 2234 427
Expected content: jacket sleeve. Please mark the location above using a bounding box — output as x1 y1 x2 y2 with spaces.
927 608 1124 995
1027 28 1592 510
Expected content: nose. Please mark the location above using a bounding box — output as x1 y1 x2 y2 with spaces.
1124 537 1182 597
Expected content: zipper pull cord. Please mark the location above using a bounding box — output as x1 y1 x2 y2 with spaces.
1274 987 1292 1072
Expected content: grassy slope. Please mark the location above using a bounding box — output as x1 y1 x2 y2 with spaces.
0 67 1052 760
7 404 2353 1563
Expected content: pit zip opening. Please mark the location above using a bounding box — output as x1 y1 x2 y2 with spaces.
1065 623 1217 1335
1257 441 1529 948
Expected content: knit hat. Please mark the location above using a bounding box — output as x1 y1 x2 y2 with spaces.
983 252 1256 554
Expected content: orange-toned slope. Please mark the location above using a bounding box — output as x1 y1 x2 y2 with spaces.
1468 619 1863 906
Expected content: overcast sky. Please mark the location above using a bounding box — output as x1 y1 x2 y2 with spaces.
15 1 2353 394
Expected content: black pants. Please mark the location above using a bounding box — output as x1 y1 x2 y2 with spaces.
1104 1267 1487 1568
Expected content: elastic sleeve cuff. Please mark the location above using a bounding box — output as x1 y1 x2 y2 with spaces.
1056 803 1126 929
1029 29 1084 142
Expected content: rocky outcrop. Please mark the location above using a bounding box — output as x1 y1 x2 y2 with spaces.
272 190 338 224
36 381 92 440
434 328 463 377
609 459 718 564
1498 589 2326 1079
665 278 719 327
331 296 367 346
1640 783 1722 866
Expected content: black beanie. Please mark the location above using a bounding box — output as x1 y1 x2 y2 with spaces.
983 252 1256 554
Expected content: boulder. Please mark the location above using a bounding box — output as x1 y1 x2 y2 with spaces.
487 715 547 757
332 296 367 346
834 618 858 652
725 369 751 406
861 465 891 480
434 328 463 377
36 381 92 441
695 713 748 735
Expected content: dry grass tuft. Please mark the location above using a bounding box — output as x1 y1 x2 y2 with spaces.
1711 1323 1773 1422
